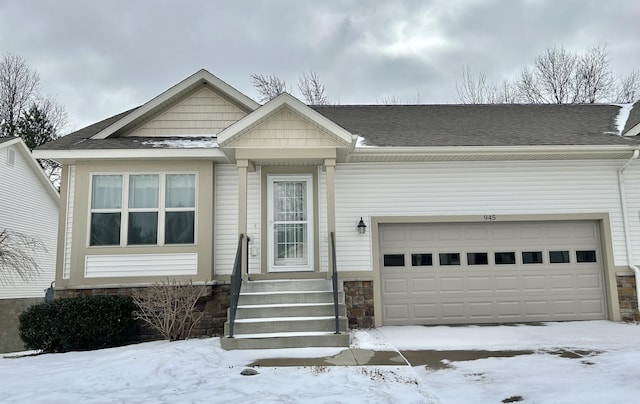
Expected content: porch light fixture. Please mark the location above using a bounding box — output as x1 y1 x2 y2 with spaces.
357 217 367 234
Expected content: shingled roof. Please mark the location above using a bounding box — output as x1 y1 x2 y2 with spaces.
312 104 638 147
38 102 639 151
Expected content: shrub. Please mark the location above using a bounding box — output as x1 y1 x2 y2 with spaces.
132 279 206 341
18 295 137 353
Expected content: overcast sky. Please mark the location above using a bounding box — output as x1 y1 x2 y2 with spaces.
1 0 639 132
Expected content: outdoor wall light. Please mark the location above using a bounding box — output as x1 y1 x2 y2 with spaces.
357 217 367 234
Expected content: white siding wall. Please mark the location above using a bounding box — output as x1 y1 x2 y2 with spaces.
0 145 58 299
62 165 75 279
247 169 261 274
85 253 197 277
214 164 238 275
335 160 636 271
318 168 329 272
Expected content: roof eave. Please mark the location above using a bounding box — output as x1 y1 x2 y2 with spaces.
33 148 230 164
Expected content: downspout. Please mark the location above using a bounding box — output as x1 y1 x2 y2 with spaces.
618 149 640 312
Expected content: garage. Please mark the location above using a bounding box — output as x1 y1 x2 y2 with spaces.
379 221 607 325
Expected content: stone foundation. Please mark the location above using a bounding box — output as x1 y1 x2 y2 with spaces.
56 284 230 341
0 297 45 353
617 275 639 321
344 280 374 328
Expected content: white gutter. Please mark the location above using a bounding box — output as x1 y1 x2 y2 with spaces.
618 149 640 312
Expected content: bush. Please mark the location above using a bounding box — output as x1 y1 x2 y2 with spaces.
132 279 206 341
18 295 137 353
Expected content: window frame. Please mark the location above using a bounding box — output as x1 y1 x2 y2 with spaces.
88 171 198 247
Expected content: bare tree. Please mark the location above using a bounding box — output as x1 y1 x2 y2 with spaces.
298 71 328 105
575 45 615 103
517 45 579 104
0 229 46 285
616 70 640 103
131 279 206 341
250 73 289 103
456 66 518 104
458 45 633 105
0 53 40 137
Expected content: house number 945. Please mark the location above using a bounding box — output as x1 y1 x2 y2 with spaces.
483 215 497 221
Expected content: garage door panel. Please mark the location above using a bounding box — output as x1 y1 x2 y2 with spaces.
380 220 607 325
495 276 519 291
522 275 547 291
550 274 575 289
412 278 437 293
467 276 492 292
384 304 409 321
578 274 602 288
382 278 408 294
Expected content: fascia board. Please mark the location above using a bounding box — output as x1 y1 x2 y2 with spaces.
624 122 640 137
351 144 640 156
217 93 353 146
91 69 259 140
33 148 228 162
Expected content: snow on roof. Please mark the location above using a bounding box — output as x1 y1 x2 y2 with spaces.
141 138 219 148
614 103 635 135
355 135 376 148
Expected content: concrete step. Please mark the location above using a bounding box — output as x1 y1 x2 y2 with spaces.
241 279 336 293
224 316 349 335
220 332 349 350
238 291 343 306
234 303 346 319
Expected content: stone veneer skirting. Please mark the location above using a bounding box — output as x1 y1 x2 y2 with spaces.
616 275 639 321
343 280 374 328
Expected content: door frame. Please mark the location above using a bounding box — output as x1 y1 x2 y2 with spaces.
262 167 319 273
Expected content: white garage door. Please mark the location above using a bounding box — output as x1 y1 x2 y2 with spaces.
379 221 607 325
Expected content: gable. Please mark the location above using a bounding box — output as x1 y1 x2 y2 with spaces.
126 87 248 137
225 106 349 148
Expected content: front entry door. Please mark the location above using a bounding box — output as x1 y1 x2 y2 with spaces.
267 174 314 272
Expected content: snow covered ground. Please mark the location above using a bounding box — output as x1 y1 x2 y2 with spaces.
1 321 639 403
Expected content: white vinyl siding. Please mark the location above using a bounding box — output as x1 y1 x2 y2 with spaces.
334 160 638 271
214 164 238 275
63 165 76 279
85 253 197 277
247 169 261 274
0 145 58 299
318 167 329 272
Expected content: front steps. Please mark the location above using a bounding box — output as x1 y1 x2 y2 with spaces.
220 279 349 350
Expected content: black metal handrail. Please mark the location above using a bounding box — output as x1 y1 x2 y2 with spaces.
330 231 340 334
228 234 244 338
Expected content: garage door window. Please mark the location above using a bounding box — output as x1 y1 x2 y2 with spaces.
549 250 570 263
576 250 597 263
384 254 405 267
412 253 433 266
522 251 543 264
439 253 460 266
495 252 516 265
467 252 488 265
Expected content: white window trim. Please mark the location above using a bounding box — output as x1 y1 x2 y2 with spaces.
88 171 198 247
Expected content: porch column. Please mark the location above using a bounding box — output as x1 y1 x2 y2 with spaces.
325 158 336 279
237 159 249 280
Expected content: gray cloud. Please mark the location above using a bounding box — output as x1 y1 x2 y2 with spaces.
1 0 638 130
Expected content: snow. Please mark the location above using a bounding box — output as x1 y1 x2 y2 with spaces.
356 135 376 147
141 138 219 148
613 103 635 135
2 321 640 403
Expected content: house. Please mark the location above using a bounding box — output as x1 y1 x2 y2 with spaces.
0 137 59 353
35 69 640 349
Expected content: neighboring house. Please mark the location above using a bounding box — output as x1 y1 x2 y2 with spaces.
35 69 640 349
0 137 59 353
